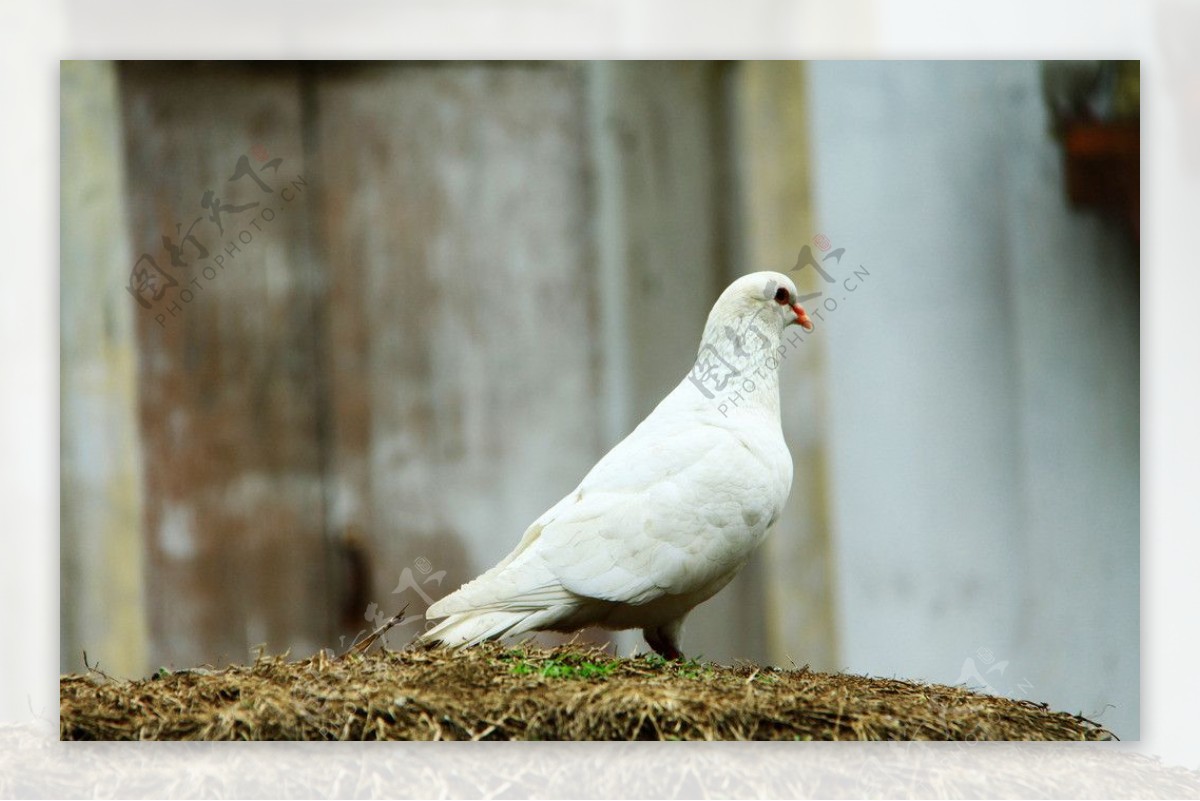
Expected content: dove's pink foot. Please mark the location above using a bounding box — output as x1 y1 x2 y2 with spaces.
643 622 685 661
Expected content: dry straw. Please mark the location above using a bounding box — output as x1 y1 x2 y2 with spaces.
60 642 1113 741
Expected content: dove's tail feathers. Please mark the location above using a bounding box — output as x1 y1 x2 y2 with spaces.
419 607 565 648
419 610 527 647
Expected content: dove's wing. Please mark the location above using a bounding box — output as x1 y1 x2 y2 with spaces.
537 418 789 605
424 498 575 619
428 392 790 622
421 271 804 649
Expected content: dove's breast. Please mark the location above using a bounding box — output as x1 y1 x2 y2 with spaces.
699 422 793 552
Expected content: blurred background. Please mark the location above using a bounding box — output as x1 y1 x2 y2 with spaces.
61 60 1139 737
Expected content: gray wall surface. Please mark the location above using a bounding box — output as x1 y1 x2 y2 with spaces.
809 60 1139 738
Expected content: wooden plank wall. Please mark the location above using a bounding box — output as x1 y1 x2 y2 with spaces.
60 61 837 673
119 63 329 668
734 62 838 670
312 63 607 649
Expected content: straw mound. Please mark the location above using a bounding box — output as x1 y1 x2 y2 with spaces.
60 644 1112 741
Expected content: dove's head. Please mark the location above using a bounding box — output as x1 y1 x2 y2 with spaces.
711 271 814 333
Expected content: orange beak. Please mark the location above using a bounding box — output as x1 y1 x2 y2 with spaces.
792 303 814 332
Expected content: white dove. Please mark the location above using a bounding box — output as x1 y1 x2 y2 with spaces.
419 271 813 659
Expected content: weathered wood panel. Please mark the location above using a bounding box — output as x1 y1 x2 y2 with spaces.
734 61 838 671
119 63 331 668
313 64 607 646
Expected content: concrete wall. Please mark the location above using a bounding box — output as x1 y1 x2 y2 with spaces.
808 61 1139 738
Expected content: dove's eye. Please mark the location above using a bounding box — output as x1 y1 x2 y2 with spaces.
773 287 791 305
